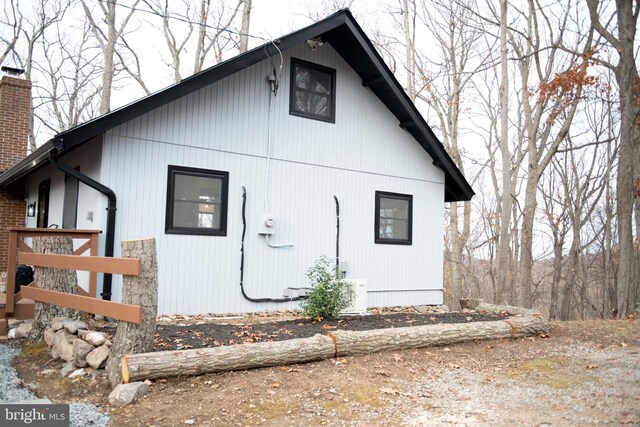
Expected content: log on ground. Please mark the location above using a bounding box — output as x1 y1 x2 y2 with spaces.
333 316 550 356
124 333 336 382
121 316 549 382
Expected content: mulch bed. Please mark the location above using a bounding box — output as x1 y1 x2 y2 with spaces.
102 312 508 352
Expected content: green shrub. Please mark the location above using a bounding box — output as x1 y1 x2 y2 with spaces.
301 256 354 320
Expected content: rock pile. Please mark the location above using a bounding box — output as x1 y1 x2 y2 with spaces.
43 317 112 377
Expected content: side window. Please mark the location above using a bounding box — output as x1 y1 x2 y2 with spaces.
37 179 50 228
62 168 80 229
165 165 229 236
289 58 336 123
375 191 412 245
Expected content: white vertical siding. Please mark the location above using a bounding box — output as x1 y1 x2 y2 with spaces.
96 42 446 315
25 140 104 294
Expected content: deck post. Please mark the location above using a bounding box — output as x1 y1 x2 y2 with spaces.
5 230 18 315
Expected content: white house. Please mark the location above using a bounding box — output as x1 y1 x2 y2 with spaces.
0 10 473 315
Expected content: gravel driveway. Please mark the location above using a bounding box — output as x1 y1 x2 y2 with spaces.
9 318 640 426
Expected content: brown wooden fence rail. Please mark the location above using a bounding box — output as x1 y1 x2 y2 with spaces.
3 228 144 324
3 228 100 319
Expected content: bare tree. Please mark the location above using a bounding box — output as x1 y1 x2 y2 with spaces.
35 19 102 133
557 135 608 319
414 0 487 309
495 0 511 305
192 0 243 73
239 0 251 53
0 0 22 66
539 164 569 319
81 0 140 114
5 0 70 151
502 0 598 308
586 0 640 317
145 0 195 82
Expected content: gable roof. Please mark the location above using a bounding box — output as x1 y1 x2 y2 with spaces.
0 9 473 202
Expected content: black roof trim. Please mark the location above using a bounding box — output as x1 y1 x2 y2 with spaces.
0 9 473 202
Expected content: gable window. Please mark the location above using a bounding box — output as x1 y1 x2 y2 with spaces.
375 191 412 245
166 165 229 236
290 58 336 123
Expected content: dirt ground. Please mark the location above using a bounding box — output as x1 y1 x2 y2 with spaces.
12 315 640 427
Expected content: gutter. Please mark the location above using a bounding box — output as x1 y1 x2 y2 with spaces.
48 140 116 301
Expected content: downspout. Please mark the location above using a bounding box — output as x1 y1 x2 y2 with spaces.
48 140 116 301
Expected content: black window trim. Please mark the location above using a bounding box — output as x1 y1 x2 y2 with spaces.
374 191 413 245
165 165 229 236
289 57 336 123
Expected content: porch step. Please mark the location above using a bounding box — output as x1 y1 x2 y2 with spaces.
0 336 8 344
0 318 7 337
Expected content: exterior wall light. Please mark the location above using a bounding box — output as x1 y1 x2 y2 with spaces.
27 202 36 217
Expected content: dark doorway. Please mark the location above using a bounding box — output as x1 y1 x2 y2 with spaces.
37 179 50 228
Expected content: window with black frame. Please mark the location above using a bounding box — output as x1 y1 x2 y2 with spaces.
375 191 413 245
289 58 336 123
165 165 229 236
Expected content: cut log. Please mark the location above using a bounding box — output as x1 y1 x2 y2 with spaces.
29 236 87 342
106 238 158 387
476 302 543 317
123 334 336 382
332 316 549 356
122 316 549 382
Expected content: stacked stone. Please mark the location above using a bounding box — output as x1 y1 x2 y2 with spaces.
43 317 111 377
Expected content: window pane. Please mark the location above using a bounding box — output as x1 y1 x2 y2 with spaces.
294 91 329 117
379 218 408 240
295 67 331 94
375 191 412 244
172 174 222 230
380 197 409 220
290 59 335 123
62 174 79 229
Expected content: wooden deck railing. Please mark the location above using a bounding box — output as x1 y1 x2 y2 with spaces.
5 228 144 324
5 228 101 317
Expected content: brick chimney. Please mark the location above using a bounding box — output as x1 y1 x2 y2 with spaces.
0 69 31 273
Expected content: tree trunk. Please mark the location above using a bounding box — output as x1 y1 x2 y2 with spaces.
106 238 158 387
124 334 336 382
28 236 86 342
559 234 580 320
239 0 252 53
495 0 511 305
122 316 549 382
548 232 564 320
333 316 549 356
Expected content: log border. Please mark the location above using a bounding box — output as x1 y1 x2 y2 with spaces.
121 315 551 383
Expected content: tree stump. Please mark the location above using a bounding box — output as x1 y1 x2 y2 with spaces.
106 238 158 387
29 236 86 342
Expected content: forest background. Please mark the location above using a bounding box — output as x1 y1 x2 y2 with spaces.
1 0 638 320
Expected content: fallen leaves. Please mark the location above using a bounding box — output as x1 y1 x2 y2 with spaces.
278 366 301 372
585 364 598 370
380 387 399 396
